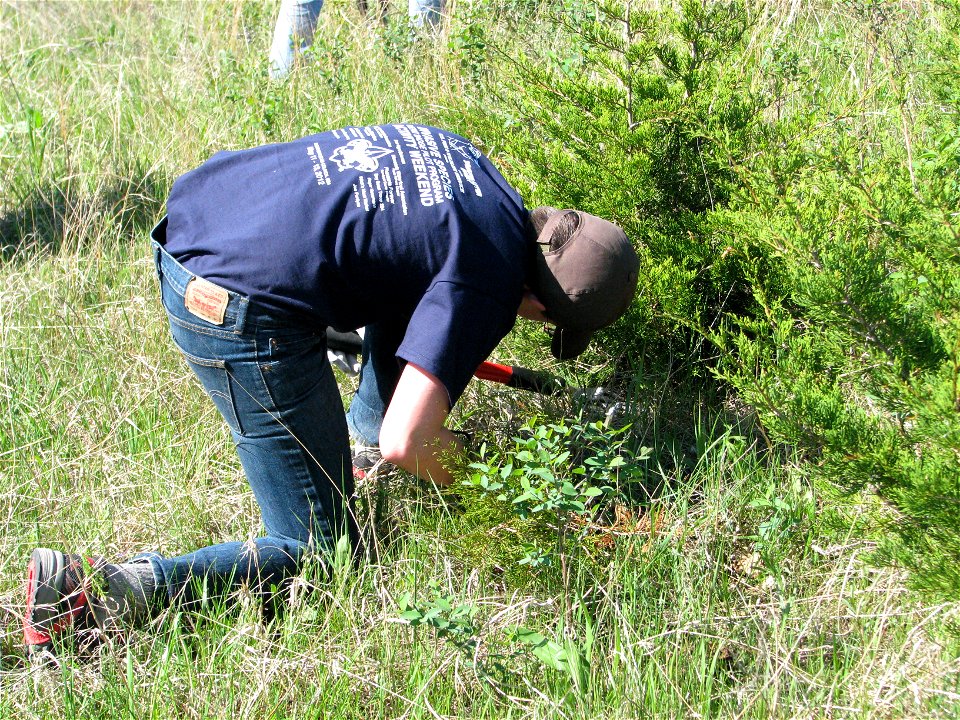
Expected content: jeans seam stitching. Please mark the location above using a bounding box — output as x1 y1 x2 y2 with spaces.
167 311 242 339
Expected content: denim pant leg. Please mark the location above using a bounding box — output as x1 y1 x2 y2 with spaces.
269 0 324 79
409 0 443 27
151 243 356 606
345 321 406 447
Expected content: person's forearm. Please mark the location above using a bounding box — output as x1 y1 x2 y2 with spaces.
380 362 463 487
392 427 463 486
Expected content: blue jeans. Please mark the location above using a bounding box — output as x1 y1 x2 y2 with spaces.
345 321 406 446
409 0 443 27
269 0 446 79
269 0 324 80
150 239 358 605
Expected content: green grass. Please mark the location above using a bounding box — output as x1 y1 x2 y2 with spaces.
1 1 959 718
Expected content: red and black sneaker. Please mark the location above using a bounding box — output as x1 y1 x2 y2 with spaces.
352 443 384 482
23 548 99 657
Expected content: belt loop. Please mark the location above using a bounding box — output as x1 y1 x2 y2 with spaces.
234 297 249 333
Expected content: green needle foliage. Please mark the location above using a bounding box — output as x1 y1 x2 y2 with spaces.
475 0 960 600
482 0 770 365
711 0 960 599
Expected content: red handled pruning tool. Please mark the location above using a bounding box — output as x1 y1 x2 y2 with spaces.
325 328 566 395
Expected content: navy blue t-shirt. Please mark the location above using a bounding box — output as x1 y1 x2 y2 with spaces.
162 124 530 405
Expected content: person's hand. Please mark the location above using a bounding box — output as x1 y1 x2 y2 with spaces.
517 287 549 322
326 327 364 375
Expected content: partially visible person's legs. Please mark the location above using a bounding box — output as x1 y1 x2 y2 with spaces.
269 0 324 79
23 238 358 655
345 321 407 481
269 0 441 80
150 240 358 605
408 0 443 27
345 320 406 447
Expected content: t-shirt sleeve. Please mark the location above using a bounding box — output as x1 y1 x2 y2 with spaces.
397 281 517 407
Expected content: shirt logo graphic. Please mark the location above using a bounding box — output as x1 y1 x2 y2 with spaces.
449 138 481 163
329 139 394 173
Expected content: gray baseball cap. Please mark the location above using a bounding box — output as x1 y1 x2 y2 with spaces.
531 210 639 360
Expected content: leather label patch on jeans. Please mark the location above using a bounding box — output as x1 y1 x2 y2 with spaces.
185 277 229 325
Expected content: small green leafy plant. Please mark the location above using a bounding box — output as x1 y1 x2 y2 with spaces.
465 418 648 568
396 586 589 692
399 583 480 657
747 482 815 582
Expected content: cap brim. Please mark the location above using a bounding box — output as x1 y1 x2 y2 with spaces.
551 327 592 360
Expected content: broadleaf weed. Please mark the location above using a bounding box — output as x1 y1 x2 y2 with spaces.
465 417 649 569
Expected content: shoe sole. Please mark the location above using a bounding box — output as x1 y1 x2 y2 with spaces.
24 548 64 653
24 548 90 656
27 548 68 624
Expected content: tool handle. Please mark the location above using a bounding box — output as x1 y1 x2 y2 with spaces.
473 362 566 395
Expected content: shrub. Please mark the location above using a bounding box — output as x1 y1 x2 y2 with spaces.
476 0 771 369
476 0 960 599
711 1 960 598
464 417 649 570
